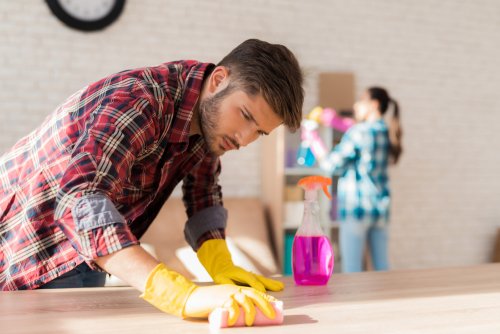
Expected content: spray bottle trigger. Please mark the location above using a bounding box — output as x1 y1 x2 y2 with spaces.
322 185 332 200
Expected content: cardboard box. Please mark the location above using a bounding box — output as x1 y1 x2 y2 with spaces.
319 72 355 111
284 185 303 201
493 228 500 262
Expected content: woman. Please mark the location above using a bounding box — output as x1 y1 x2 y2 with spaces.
317 87 402 272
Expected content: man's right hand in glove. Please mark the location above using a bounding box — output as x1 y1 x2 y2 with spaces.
95 245 277 327
141 263 277 326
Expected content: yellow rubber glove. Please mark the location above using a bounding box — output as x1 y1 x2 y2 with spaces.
140 263 197 317
140 263 277 326
197 239 285 292
185 284 277 326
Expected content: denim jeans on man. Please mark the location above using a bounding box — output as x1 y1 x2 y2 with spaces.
38 263 106 289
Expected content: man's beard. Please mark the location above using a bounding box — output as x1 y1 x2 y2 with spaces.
198 87 230 156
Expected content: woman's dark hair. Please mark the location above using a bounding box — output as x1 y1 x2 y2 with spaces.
217 39 304 132
368 87 403 164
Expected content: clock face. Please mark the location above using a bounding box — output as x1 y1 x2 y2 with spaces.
46 0 126 31
58 0 117 21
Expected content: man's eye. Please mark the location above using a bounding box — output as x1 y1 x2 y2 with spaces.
242 111 251 120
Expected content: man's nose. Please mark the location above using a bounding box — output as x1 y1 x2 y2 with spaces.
235 127 258 148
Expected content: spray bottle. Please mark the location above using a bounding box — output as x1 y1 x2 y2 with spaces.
292 175 334 285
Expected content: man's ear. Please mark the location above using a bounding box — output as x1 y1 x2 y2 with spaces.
207 66 229 94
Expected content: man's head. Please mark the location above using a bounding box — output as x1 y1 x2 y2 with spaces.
197 39 304 156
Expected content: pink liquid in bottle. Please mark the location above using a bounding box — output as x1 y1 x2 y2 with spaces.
292 235 334 285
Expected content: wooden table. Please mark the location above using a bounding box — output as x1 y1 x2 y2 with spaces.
2 264 500 333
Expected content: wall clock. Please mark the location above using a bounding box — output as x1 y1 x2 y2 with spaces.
46 0 126 31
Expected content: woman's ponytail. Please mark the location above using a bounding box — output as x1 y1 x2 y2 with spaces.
388 99 403 164
368 87 403 164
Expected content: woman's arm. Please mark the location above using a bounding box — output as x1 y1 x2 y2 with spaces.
318 127 360 174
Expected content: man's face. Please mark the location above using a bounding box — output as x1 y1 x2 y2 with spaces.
198 83 282 156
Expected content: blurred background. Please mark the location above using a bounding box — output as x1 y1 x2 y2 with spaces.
1 0 499 277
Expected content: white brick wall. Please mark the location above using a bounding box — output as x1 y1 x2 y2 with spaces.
1 0 499 269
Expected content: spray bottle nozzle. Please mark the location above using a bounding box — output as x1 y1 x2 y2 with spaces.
297 175 332 200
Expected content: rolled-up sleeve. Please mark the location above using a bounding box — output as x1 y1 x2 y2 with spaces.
182 154 226 250
54 96 157 267
183 205 227 250
73 195 125 231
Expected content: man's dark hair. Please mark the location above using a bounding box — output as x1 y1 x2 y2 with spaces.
218 39 304 132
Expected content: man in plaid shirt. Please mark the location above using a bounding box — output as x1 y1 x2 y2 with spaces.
0 39 303 325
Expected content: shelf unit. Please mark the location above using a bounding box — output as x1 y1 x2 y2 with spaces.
261 72 355 274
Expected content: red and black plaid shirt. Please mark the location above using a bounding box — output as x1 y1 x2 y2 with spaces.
0 61 227 290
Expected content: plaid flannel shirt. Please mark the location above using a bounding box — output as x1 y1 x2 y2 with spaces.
0 60 227 290
321 120 391 223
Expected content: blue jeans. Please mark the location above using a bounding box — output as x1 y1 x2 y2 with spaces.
38 263 107 289
340 219 389 273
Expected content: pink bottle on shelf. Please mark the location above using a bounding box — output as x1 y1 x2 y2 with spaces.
293 176 334 286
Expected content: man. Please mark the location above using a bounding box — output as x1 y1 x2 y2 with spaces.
0 39 303 325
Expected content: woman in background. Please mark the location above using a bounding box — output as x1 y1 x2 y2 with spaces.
317 87 402 272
